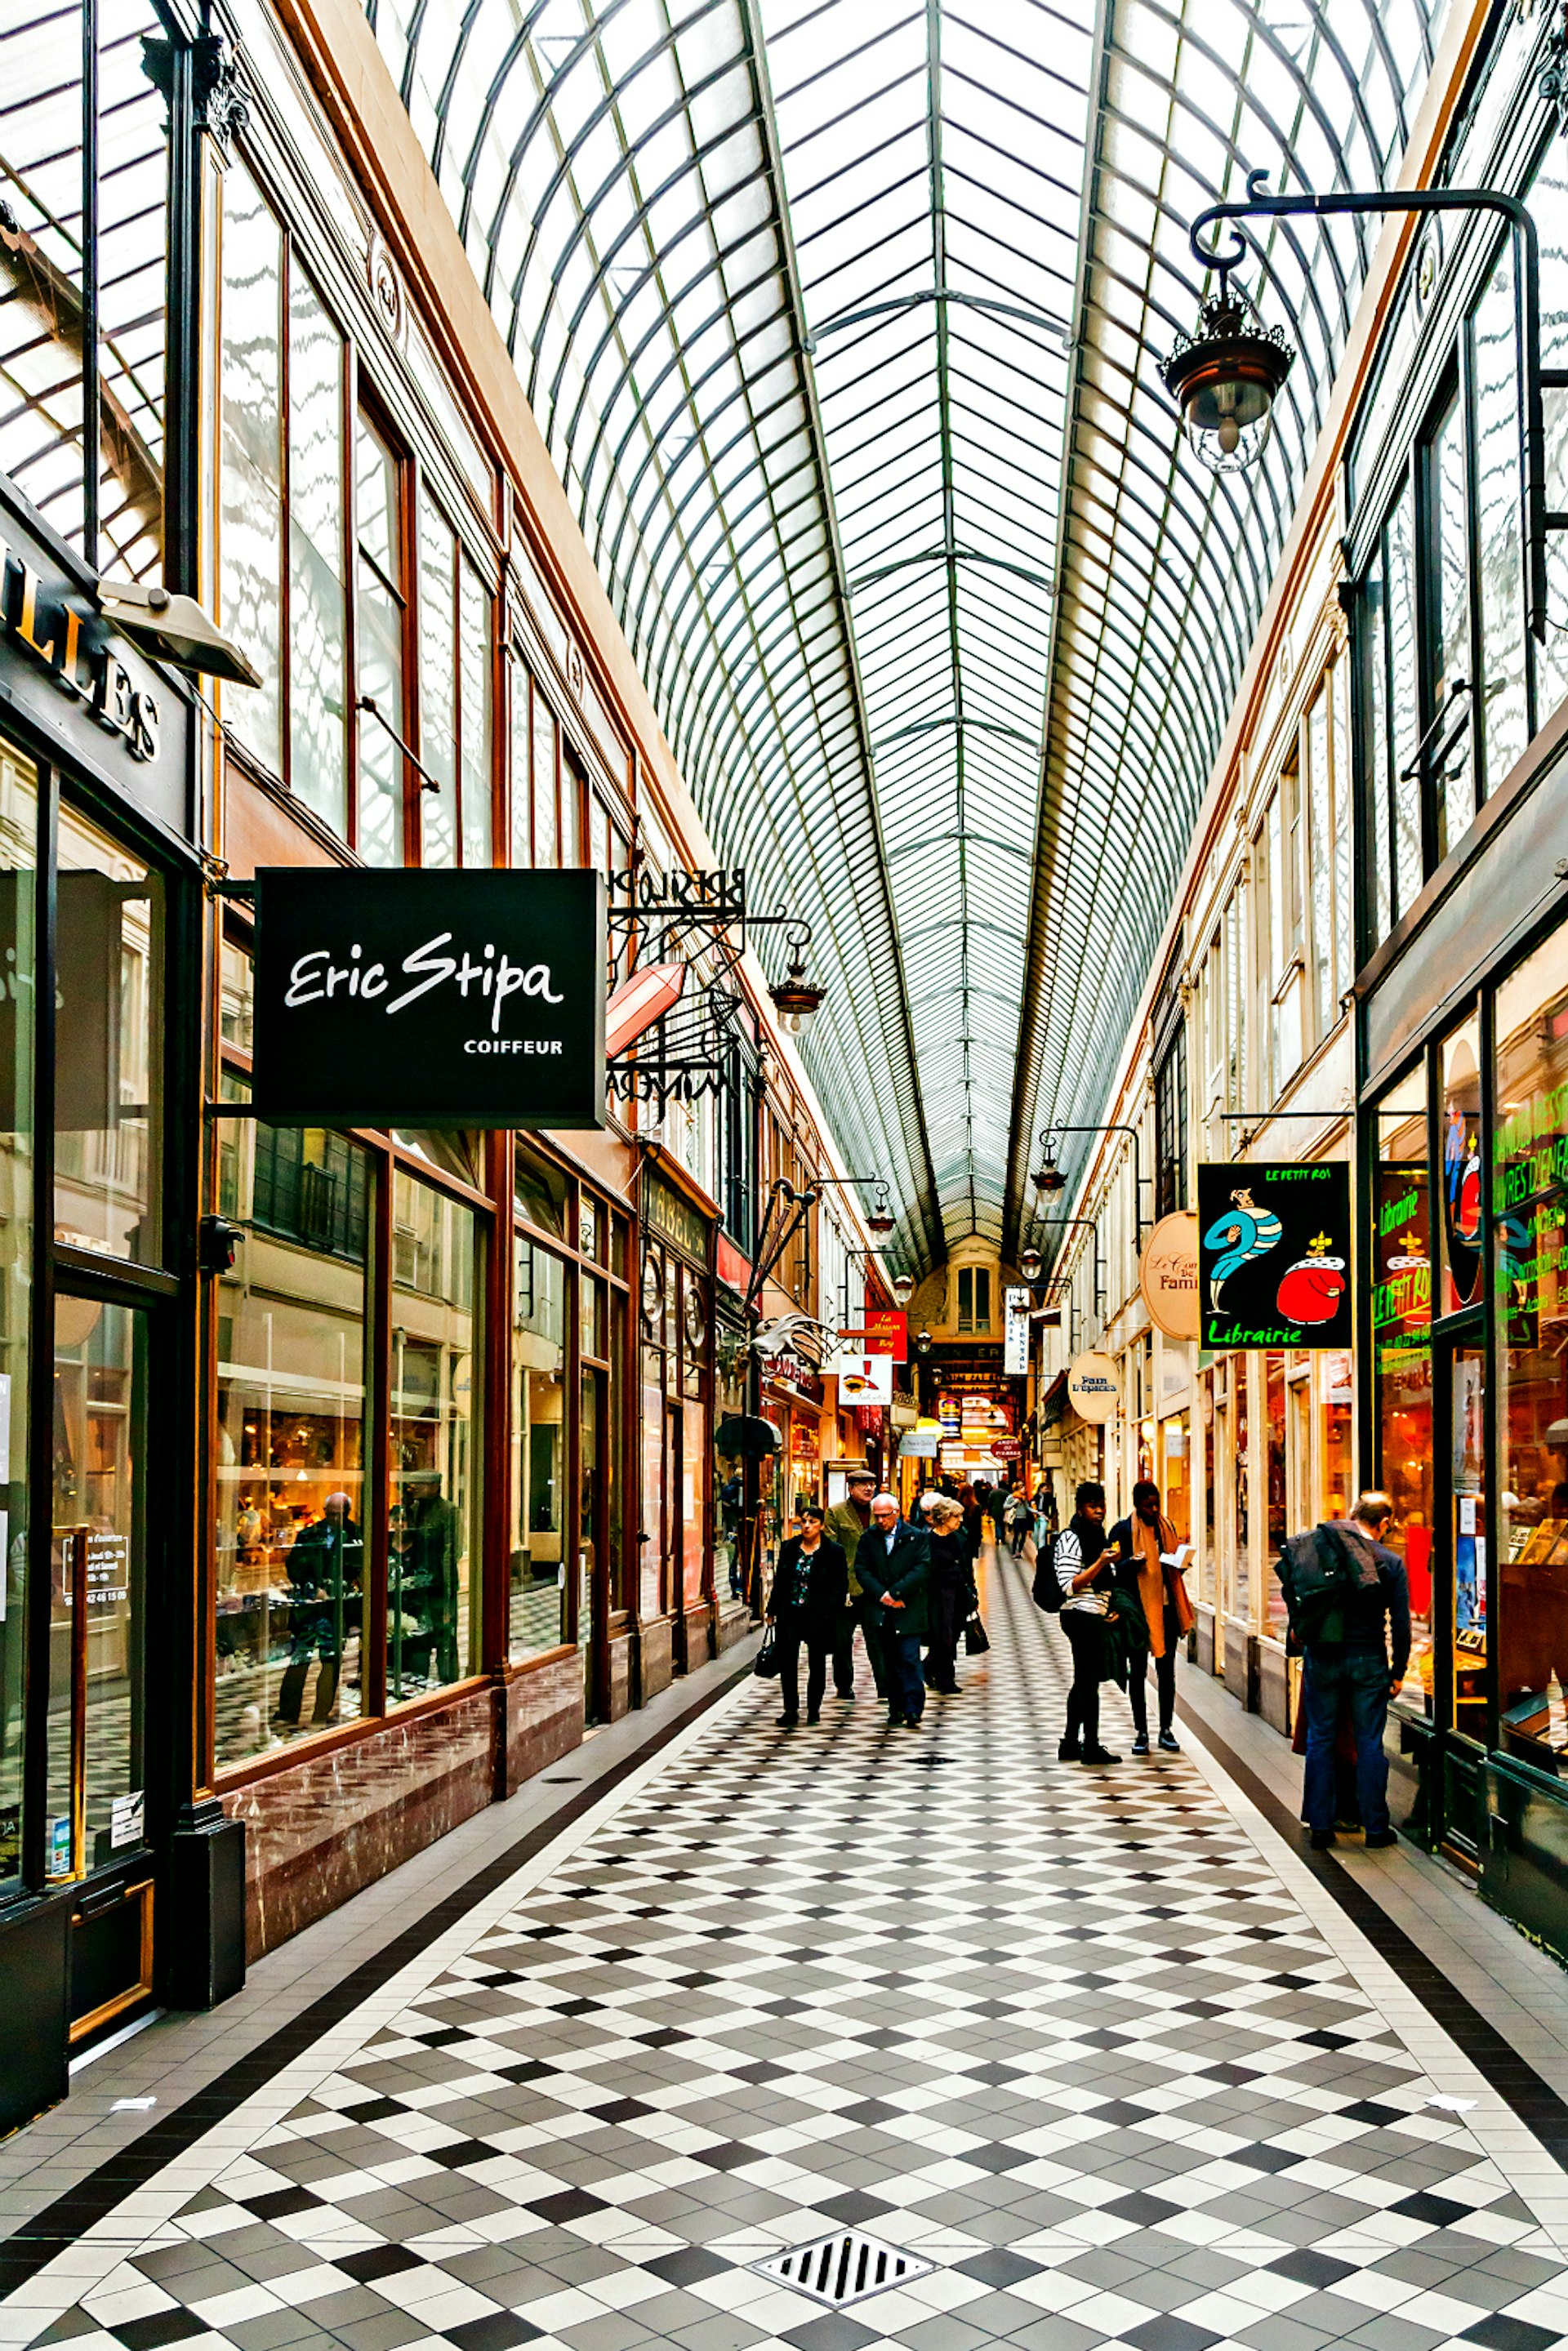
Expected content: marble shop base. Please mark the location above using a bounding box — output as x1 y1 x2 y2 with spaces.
222 1690 497 1961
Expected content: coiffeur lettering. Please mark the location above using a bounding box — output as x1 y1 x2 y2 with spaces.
284 931 564 1035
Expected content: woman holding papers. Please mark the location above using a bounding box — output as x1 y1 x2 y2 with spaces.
1108 1481 1196 1756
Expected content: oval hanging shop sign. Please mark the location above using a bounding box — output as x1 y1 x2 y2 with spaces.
1067 1351 1120 1423
1139 1210 1200 1341
252 867 607 1128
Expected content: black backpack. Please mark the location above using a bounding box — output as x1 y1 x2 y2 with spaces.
1276 1523 1379 1645
1031 1533 1066 1613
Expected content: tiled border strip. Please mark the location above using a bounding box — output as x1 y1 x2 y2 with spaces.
1175 1702 1568 2255
0 1649 761 2310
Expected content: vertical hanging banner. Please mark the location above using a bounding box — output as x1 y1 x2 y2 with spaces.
252 868 607 1127
1197 1161 1352 1349
1004 1285 1030 1375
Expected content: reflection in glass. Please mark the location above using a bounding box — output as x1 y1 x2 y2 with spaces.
1429 384 1472 860
460 557 492 868
1472 239 1528 794
1441 1016 1484 1314
1387 481 1421 919
288 274 348 833
219 160 283 778
1450 1342 1488 1741
1496 929 1568 1768
357 416 405 867
579 1367 599 1660
420 495 458 869
213 1124 368 1765
0 742 35 1895
49 1299 147 1874
1374 1069 1433 1699
389 1174 479 1701
511 1235 566 1659
54 805 162 1266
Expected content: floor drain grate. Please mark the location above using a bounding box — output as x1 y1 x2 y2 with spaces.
751 2229 935 2309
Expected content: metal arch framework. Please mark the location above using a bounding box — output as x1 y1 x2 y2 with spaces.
360 0 1446 1271
1004 0 1448 1267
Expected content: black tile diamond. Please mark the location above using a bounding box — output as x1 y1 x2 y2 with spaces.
1392 2189 1472 2226
443 2318 542 2351
112 2317 210 2351
336 2245 428 2283
241 2185 324 2220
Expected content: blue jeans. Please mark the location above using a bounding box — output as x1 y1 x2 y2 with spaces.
1303 1645 1392 1835
884 1631 925 1722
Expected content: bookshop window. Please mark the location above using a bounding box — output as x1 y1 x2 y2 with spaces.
1495 928 1568 1765
1374 1069 1432 1701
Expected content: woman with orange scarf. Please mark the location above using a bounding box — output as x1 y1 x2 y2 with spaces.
1108 1480 1196 1754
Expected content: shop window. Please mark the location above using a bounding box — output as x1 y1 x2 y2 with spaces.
511 1235 566 1659
1426 379 1474 862
0 0 167 577
1374 1069 1433 1699
1494 928 1568 1766
1263 1356 1287 1636
0 741 38 1899
212 1124 370 1766
53 807 163 1268
388 1173 480 1703
1440 1013 1484 1316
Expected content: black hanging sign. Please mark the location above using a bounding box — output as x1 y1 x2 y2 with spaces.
252 868 606 1128
1197 1160 1352 1350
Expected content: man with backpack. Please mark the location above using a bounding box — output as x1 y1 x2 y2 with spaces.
1278 1490 1410 1850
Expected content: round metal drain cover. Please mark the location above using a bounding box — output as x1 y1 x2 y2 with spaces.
751 2228 935 2309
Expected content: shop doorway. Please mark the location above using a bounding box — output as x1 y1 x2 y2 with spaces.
47 1286 158 2043
1433 1326 1490 1857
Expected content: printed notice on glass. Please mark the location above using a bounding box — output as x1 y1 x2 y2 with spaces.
110 1790 145 1850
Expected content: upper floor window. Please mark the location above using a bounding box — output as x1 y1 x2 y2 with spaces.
956 1267 991 1334
1358 204 1549 953
219 158 494 866
1257 657 1352 1095
1154 1027 1187 1218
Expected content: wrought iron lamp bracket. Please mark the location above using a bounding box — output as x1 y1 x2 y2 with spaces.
1184 170 1568 641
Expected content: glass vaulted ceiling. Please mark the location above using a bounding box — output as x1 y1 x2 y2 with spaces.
363 0 1447 1266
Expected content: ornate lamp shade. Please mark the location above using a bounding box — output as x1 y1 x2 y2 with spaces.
1160 287 1294 474
768 952 825 1034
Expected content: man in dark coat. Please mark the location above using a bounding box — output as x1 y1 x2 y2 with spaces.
766 1507 849 1726
853 1492 932 1730
826 1467 881 1699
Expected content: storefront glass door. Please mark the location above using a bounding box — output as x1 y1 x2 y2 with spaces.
1441 1336 1490 1748
47 1295 149 1880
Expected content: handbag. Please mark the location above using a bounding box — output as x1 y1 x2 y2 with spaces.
963 1615 990 1655
754 1627 782 1680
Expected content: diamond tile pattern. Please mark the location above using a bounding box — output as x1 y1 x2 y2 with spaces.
18 1565 1568 2351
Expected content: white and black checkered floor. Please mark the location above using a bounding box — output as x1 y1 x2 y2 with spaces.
10 1558 1568 2351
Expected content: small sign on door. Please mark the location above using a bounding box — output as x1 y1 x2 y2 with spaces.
110 1789 145 1850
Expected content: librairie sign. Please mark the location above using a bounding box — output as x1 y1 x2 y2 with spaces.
1197 1160 1352 1350
252 868 606 1127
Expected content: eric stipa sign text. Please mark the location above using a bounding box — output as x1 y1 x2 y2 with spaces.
252 868 606 1128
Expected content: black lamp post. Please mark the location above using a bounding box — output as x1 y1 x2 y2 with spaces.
1165 167 1568 639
